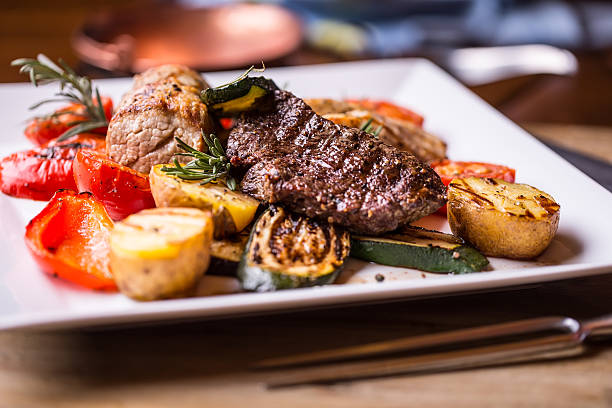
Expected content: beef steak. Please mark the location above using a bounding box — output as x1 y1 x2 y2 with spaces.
227 90 446 235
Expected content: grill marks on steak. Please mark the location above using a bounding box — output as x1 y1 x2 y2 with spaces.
227 91 446 235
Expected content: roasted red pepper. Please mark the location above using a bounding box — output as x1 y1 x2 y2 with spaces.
431 160 516 216
346 99 425 127
0 133 106 201
219 117 234 130
24 96 113 146
73 150 155 221
24 190 116 290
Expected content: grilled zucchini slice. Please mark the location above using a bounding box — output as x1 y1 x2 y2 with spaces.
110 207 213 301
351 226 488 274
201 75 278 115
238 207 351 292
447 177 560 259
150 164 259 238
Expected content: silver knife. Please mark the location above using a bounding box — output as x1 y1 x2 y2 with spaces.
254 313 612 388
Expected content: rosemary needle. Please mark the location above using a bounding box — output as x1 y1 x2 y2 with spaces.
360 118 383 136
161 133 237 191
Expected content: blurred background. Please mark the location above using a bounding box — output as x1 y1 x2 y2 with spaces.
1 0 611 183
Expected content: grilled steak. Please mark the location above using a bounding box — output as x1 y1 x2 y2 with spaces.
107 65 214 174
227 90 446 235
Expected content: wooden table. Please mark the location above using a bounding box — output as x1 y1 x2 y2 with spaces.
1 272 611 407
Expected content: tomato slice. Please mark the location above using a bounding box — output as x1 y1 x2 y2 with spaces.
431 160 516 186
24 96 113 146
346 99 424 127
73 150 156 221
0 133 106 201
430 160 516 216
24 190 116 290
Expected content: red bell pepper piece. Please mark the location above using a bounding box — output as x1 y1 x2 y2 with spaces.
73 150 155 221
0 133 106 201
346 99 425 127
24 190 116 290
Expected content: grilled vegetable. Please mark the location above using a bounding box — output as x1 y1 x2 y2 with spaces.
0 133 105 201
74 150 155 221
24 97 113 146
208 233 249 277
346 99 425 127
149 164 259 238
238 207 351 292
201 66 279 115
211 233 249 263
24 190 116 290
110 207 213 301
447 177 560 259
430 159 516 216
351 226 488 274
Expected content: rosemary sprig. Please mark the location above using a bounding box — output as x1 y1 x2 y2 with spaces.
161 133 237 191
11 54 108 141
360 118 383 136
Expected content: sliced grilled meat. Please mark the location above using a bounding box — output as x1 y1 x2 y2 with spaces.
107 65 214 174
227 91 446 235
305 98 447 162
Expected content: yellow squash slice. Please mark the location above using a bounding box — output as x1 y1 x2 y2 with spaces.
149 164 259 238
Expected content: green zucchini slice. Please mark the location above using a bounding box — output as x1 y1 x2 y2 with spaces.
238 207 351 291
351 226 489 274
201 74 279 115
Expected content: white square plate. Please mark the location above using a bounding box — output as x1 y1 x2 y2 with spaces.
1 59 611 331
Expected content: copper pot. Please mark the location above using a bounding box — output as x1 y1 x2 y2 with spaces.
73 3 303 73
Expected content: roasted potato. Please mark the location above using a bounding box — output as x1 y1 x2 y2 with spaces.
149 164 259 238
110 207 213 301
447 177 560 259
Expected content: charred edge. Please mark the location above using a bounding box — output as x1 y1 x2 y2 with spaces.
451 185 495 206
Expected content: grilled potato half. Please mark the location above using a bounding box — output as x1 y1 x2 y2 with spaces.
110 207 213 301
149 164 259 238
447 177 560 259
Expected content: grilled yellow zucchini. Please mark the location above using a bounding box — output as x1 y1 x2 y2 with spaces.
149 164 259 238
447 177 560 259
207 233 250 277
110 207 214 301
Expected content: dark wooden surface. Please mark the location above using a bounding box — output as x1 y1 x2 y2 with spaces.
1 1 612 407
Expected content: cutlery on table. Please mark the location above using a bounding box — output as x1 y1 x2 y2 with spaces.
254 313 612 388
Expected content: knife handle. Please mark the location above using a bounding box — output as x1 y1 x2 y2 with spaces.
584 313 612 339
